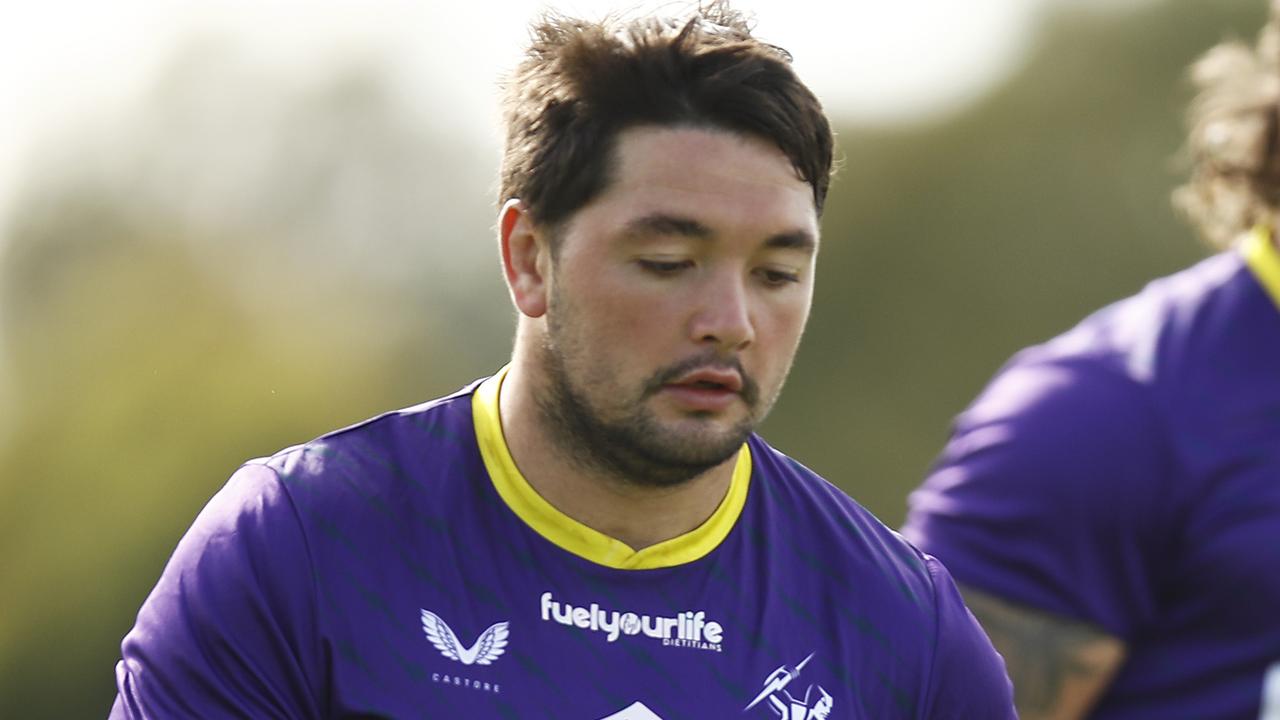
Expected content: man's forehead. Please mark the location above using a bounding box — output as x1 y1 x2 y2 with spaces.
605 124 817 207
610 126 803 184
612 124 786 166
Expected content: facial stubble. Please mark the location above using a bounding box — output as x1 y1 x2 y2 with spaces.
535 286 768 489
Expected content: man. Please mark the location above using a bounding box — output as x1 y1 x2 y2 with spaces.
111 5 1014 717
902 5 1280 719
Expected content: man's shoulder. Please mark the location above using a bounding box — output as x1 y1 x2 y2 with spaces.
968 249 1270 452
747 437 939 600
1025 250 1254 383
748 443 1016 712
254 377 486 506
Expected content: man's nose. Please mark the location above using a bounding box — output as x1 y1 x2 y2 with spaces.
688 270 754 351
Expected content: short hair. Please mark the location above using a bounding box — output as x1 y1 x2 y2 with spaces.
499 2 835 233
1173 3 1280 248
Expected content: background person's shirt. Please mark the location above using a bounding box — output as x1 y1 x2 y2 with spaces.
112 368 1014 719
904 230 1280 719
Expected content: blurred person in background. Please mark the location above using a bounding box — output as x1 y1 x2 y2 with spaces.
109 3 1014 717
903 2 1280 718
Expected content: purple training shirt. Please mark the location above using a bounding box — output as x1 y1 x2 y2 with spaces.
905 230 1280 719
113 367 1013 718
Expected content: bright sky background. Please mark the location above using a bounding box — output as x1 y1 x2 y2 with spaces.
0 0 1161 235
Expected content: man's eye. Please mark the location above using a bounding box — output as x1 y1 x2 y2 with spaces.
638 259 693 275
758 268 801 286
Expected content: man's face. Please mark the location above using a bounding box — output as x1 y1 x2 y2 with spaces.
536 124 818 486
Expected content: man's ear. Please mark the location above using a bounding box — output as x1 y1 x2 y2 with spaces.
499 199 549 318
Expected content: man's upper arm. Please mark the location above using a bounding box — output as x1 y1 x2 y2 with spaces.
918 557 1018 719
959 584 1126 720
111 462 324 719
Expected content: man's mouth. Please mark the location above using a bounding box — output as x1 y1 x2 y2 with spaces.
667 368 744 394
659 367 744 412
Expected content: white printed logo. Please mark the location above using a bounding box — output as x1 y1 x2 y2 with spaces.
745 653 834 719
420 609 509 666
539 591 724 651
599 702 664 720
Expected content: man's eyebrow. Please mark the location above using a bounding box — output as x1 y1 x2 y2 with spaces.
623 214 713 239
623 213 816 252
765 231 817 252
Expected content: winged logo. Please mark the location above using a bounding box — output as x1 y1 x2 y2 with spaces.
420 609 509 666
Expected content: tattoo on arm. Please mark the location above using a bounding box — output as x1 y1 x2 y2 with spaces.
958 585 1127 720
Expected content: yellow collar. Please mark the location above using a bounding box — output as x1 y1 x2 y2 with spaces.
1243 225 1280 312
471 365 751 570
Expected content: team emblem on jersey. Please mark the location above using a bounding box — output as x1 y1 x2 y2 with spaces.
420 609 509 666
745 652 834 719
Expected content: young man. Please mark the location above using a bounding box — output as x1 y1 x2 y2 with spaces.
111 5 1014 717
903 4 1280 719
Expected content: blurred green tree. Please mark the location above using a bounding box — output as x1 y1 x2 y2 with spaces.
0 40 508 716
0 0 1269 715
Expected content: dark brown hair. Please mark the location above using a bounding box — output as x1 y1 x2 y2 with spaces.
499 2 834 231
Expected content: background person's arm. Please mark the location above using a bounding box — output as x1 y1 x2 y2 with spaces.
960 584 1126 720
902 355 1172 718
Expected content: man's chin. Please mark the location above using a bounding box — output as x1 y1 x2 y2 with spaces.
644 423 752 466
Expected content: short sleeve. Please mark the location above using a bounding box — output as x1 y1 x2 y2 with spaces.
902 357 1174 639
918 556 1016 719
110 463 324 719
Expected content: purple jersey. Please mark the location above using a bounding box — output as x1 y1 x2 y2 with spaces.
904 229 1280 719
112 368 1013 719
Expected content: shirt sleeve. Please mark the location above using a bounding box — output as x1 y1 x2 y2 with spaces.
901 355 1173 639
919 556 1017 720
110 463 325 719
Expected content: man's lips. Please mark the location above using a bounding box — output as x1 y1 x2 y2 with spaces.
666 367 744 394
658 367 745 412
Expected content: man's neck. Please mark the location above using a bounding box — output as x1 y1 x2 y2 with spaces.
497 361 738 552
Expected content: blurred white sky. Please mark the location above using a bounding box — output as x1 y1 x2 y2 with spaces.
0 0 1160 236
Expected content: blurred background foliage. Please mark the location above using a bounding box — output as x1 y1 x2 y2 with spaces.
0 0 1267 715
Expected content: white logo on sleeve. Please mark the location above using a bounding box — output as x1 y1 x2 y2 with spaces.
420 609 509 665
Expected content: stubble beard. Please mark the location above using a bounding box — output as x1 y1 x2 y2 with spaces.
535 296 765 488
